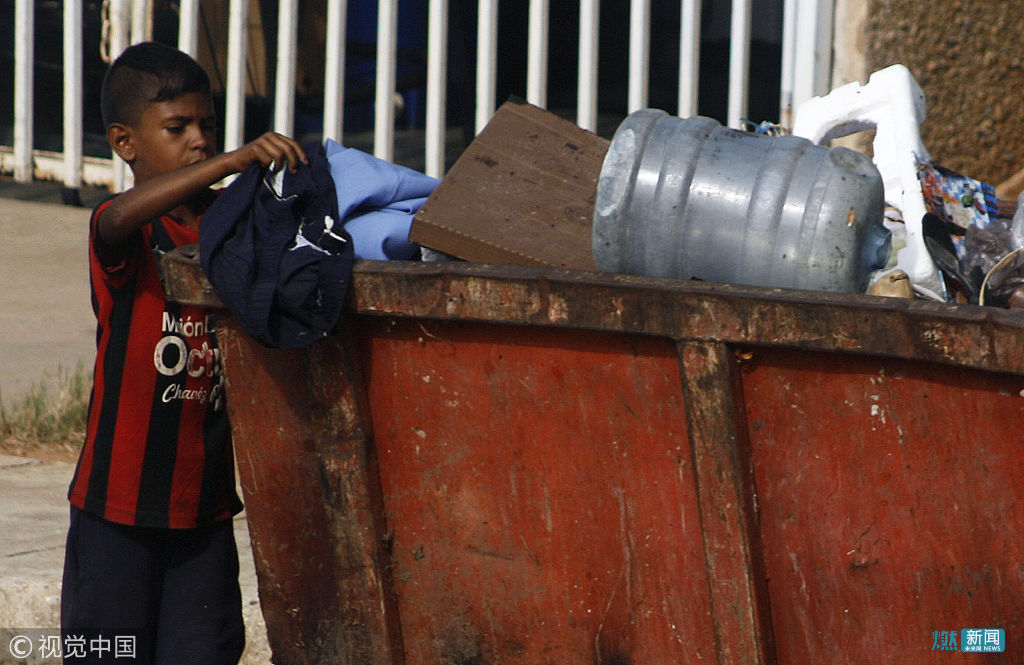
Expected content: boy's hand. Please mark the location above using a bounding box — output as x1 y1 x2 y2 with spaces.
96 132 309 246
229 132 308 174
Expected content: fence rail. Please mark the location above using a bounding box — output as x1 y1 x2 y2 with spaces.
3 0 835 193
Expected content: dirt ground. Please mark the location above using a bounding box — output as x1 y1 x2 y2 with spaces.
0 439 80 464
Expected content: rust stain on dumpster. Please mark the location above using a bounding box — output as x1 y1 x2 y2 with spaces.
743 348 1024 663
361 319 715 664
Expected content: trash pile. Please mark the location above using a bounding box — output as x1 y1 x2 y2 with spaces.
791 64 1024 306
915 159 1024 306
403 70 1024 309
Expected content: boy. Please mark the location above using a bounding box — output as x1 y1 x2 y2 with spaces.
62 41 306 664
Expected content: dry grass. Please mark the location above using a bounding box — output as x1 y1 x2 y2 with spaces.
0 363 89 461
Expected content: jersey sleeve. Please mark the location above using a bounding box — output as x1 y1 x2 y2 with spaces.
90 197 141 284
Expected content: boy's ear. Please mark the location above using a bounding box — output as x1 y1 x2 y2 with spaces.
107 123 136 163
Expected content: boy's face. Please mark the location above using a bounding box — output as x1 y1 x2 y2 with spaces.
115 91 216 183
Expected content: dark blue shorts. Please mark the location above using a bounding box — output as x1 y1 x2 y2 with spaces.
60 506 245 665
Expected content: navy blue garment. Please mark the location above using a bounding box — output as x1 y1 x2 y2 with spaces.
61 506 245 665
200 142 355 349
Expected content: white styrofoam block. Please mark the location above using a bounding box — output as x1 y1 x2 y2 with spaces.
792 64 943 298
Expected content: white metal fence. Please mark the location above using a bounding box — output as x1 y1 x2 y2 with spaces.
2 0 835 194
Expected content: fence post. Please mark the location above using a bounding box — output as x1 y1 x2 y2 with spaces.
628 0 650 113
178 0 200 56
577 0 599 131
13 0 34 183
323 0 348 143
224 0 249 154
274 0 299 137
131 0 151 43
474 0 499 135
727 0 752 128
678 0 701 118
63 0 84 194
374 0 398 161
425 0 449 178
526 0 549 108
107 0 131 191
780 0 835 126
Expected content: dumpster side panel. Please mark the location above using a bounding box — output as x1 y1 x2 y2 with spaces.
218 324 403 665
359 318 717 664
679 341 775 664
743 348 1024 663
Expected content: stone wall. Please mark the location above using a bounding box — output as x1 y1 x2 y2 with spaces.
847 0 1024 187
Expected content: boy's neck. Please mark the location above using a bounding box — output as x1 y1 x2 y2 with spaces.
165 189 214 230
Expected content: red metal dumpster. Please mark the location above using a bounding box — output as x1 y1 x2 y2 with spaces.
163 249 1024 665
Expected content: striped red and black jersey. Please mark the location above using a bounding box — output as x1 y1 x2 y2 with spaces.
68 198 242 529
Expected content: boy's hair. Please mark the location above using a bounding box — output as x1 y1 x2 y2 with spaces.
100 41 212 129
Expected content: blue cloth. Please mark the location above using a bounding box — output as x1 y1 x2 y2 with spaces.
323 138 439 260
200 142 354 349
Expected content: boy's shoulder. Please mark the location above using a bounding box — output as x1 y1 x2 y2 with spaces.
92 192 120 215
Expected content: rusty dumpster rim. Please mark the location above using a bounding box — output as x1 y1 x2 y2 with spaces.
160 249 1024 377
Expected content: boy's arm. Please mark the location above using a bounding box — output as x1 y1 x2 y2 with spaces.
97 132 308 246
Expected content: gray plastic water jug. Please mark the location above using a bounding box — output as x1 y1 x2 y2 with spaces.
593 110 890 293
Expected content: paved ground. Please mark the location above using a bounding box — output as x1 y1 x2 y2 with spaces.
0 182 271 664
0 197 95 404
0 454 269 665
